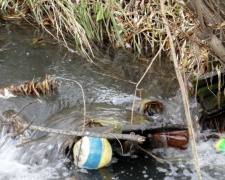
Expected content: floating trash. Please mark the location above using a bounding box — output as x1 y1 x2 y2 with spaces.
137 99 166 117
153 130 189 150
216 139 225 150
73 136 112 169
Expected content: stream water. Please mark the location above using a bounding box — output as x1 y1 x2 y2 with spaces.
0 21 225 180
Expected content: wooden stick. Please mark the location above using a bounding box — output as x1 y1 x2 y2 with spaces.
159 0 202 179
14 122 145 143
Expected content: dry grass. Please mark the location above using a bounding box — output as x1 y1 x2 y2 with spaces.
0 0 220 83
0 1 192 54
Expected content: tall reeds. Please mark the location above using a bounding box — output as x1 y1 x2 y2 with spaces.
0 0 194 58
1 1 218 87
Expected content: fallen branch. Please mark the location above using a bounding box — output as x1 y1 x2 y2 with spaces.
1 117 145 143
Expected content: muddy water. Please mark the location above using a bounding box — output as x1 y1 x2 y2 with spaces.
0 22 224 180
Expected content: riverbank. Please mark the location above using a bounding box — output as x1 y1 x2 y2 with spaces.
0 1 194 57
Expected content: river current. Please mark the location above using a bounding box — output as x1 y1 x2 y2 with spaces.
0 21 224 180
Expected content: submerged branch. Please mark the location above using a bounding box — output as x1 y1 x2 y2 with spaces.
138 145 190 162
138 145 225 170
19 116 36 135
13 99 42 118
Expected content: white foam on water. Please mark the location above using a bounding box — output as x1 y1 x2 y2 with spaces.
95 87 138 107
143 174 148 178
0 135 63 180
154 133 225 179
0 89 16 99
0 160 60 180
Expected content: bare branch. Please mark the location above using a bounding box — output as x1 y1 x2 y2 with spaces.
20 116 36 134
12 99 42 118
15 122 145 143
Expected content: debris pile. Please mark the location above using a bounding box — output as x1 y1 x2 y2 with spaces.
0 75 58 98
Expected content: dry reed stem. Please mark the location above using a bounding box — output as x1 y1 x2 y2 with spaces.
1 0 195 60
138 145 191 162
58 77 88 168
160 0 202 179
89 69 137 85
130 35 168 124
58 78 86 133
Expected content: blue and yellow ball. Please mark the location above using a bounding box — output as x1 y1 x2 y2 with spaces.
216 139 225 150
73 136 112 169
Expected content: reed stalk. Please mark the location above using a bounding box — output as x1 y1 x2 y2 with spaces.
160 0 202 179
0 0 195 60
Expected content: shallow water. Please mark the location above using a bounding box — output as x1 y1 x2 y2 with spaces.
0 21 225 180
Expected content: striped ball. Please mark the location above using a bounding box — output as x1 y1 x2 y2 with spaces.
216 139 225 150
73 136 112 169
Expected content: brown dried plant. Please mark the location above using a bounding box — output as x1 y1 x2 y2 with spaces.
0 75 58 97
